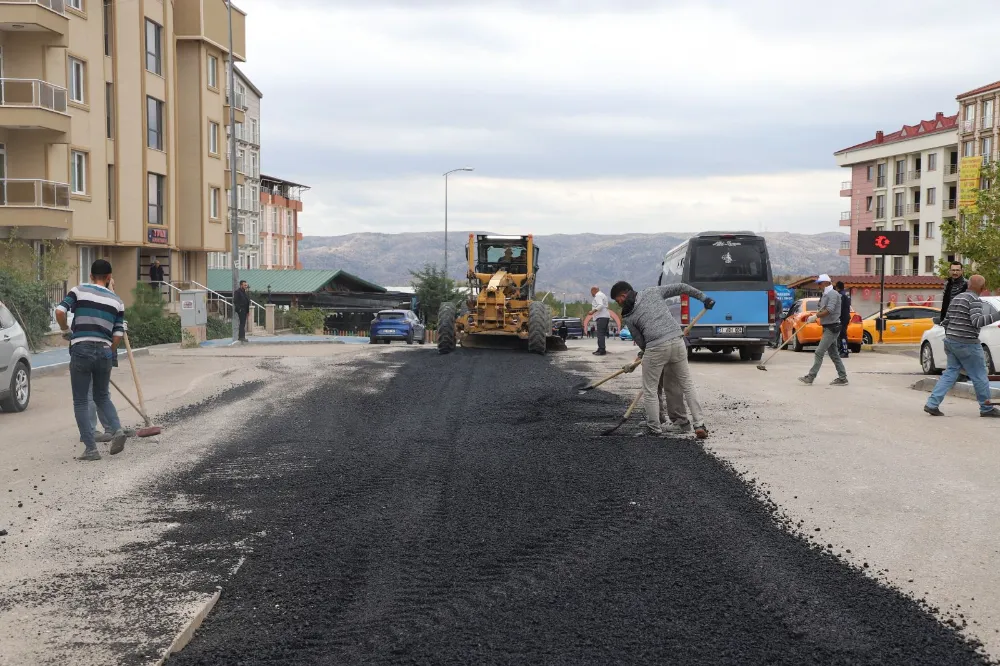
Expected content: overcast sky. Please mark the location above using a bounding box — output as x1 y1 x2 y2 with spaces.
238 0 1000 237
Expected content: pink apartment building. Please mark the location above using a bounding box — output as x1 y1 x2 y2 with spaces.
260 175 309 270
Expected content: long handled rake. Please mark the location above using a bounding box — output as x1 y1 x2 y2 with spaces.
756 324 805 371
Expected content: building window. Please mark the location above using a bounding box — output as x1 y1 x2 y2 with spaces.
148 173 164 226
964 141 975 157
866 165 873 181
865 195 873 212
79 246 96 285
146 96 164 150
876 163 886 187
927 153 937 171
107 165 115 220
210 187 220 219
69 57 86 103
965 104 976 121
894 160 905 185
105 83 114 139
69 0 83 10
925 256 935 273
209 121 219 154
250 119 258 144
985 100 995 127
145 19 162 75
103 0 112 57
926 222 935 239
864 257 872 274
272 207 278 232
287 210 294 235
207 55 218 88
71 150 87 195
893 192 904 217
286 240 292 265
272 241 278 265
926 187 936 205
251 152 258 178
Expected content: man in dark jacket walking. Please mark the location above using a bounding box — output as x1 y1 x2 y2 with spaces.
234 280 250 343
939 261 968 324
836 281 852 358
149 258 165 293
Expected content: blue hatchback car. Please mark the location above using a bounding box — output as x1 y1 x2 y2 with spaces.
369 310 426 345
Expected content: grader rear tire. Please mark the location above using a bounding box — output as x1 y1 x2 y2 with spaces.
437 303 456 354
528 302 550 355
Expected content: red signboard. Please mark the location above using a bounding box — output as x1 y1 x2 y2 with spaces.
147 227 168 245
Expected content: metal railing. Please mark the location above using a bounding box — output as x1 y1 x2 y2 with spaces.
907 170 921 181
945 198 957 210
945 163 960 175
893 205 905 217
0 179 70 207
187 279 266 332
0 79 68 113
894 173 905 185
840 211 851 220
7 0 66 14
875 207 886 219
906 203 920 214
912 235 919 246
961 119 975 133
225 88 247 110
840 180 852 191
876 176 886 187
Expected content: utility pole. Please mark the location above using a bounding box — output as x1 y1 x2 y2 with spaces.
226 0 240 341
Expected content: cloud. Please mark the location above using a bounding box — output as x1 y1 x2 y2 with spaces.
233 0 1000 236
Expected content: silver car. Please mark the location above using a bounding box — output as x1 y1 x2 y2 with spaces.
0 301 31 412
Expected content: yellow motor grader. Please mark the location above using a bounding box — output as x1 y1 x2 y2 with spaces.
437 234 562 355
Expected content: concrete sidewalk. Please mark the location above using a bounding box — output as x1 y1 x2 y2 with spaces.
200 334 371 347
30 345 151 377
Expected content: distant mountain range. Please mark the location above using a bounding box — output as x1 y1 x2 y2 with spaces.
298 231 849 299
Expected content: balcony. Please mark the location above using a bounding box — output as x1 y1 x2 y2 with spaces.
234 125 259 146
944 163 960 180
905 203 920 217
907 170 921 182
912 234 919 247
876 176 886 188
839 240 850 256
875 207 886 220
893 205 905 218
894 173 905 186
225 154 245 186
0 0 69 45
840 180 852 197
224 88 246 124
0 178 71 238
945 198 957 210
839 211 851 227
0 79 69 138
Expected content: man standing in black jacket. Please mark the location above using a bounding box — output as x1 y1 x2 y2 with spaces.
149 258 165 294
836 281 852 357
234 280 250 343
939 261 968 325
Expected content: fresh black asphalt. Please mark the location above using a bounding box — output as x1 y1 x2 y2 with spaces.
158 349 990 665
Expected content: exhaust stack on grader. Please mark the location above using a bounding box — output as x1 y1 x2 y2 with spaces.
437 234 563 354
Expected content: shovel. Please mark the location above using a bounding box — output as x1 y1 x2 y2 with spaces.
601 389 645 436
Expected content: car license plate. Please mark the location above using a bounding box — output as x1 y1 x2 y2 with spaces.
384 329 396 334
716 326 744 335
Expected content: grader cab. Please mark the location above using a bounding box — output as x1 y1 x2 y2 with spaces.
437 234 560 355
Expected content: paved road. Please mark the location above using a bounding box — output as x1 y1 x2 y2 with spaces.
152 348 987 665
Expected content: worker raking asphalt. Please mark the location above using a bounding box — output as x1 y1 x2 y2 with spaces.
161 350 989 665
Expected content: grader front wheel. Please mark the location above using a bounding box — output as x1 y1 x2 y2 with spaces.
528 301 550 355
437 303 456 354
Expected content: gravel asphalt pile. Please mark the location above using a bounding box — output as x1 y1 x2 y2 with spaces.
155 349 990 665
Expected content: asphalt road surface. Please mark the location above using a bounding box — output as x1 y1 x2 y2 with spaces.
161 349 990 665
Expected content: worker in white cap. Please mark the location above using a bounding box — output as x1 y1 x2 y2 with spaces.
798 274 849 386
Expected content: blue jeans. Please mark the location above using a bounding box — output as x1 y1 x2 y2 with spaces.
927 339 993 413
70 342 121 450
85 383 111 441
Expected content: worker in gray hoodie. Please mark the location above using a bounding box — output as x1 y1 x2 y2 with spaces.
611 280 715 439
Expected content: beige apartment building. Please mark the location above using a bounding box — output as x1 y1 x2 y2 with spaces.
0 0 247 306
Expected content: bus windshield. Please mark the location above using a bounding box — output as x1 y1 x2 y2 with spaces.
689 238 768 282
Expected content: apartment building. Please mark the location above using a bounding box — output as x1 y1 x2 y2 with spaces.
834 112 959 277
208 63 260 270
260 174 306 270
0 0 247 305
956 80 1000 203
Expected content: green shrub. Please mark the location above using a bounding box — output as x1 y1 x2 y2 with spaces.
207 315 230 340
123 283 180 348
287 308 325 334
0 270 51 350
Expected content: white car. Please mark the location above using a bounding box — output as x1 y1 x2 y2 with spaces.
919 296 1000 375
0 301 31 412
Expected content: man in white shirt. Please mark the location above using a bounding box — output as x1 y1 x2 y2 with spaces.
588 286 611 356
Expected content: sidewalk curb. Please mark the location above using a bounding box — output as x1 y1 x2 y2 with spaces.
153 587 221 665
911 377 1000 400
30 347 150 379
863 344 920 356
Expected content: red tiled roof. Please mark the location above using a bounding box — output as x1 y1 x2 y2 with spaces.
787 275 945 289
834 113 957 155
957 80 1000 100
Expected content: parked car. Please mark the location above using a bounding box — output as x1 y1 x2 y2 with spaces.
0 301 31 412
919 296 1000 375
369 309 425 345
620 326 632 341
552 317 585 339
779 298 863 353
862 306 939 345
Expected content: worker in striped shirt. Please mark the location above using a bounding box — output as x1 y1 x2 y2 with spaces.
56 259 130 460
924 274 1000 418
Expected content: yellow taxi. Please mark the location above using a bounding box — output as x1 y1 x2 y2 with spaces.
780 298 863 353
861 305 939 344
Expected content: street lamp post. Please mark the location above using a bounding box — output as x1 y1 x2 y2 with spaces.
443 167 474 280
226 0 239 342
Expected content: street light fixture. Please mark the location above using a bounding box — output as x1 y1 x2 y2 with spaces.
443 167 474 279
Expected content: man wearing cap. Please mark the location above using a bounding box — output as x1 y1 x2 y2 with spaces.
799 274 848 386
56 259 129 461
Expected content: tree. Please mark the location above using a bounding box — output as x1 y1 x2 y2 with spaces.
940 159 1000 287
410 264 463 325
0 231 71 348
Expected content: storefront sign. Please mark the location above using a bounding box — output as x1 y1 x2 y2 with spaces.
147 227 168 245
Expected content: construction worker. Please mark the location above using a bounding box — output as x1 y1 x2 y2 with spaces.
798 274 848 386
611 280 714 439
